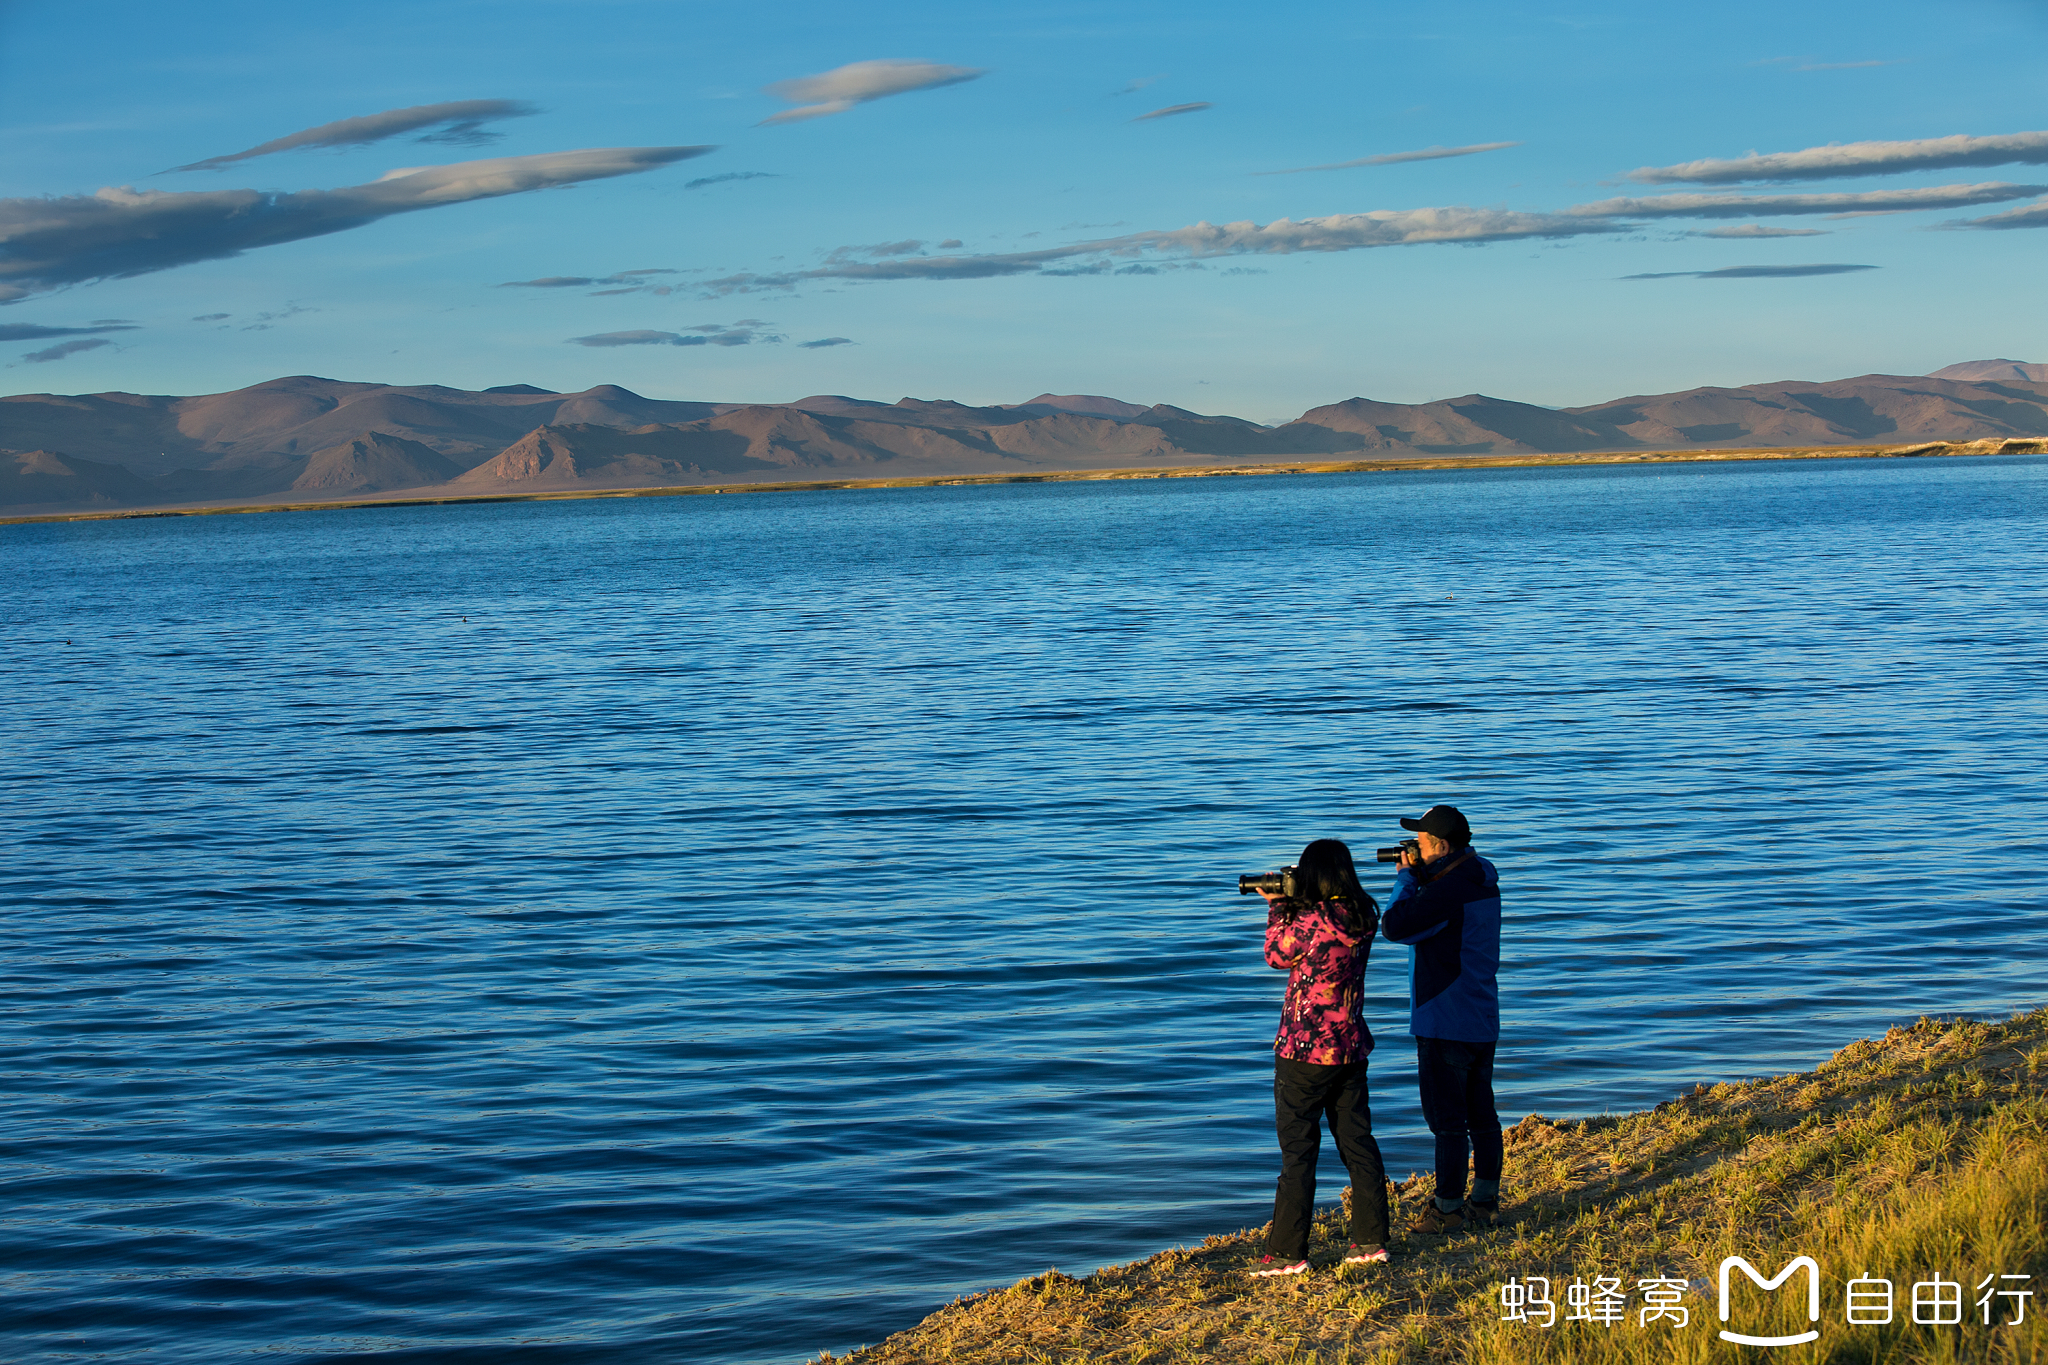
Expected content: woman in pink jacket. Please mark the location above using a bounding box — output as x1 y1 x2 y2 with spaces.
1248 839 1391 1275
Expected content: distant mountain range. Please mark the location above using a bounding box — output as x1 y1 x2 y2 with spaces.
5 362 2047 514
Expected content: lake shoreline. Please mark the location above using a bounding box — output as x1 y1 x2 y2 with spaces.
817 1007 2048 1364
7 436 2043 527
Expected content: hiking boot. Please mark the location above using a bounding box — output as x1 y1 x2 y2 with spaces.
1409 1203 1467 1235
1466 1198 1500 1227
1249 1254 1310 1277
1342 1244 1390 1264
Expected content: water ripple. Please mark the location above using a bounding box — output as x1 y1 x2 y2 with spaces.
2 456 2046 1363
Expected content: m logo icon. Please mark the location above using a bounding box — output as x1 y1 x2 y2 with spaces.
1718 1256 1822 1346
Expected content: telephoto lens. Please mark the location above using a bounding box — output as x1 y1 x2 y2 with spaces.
1375 839 1420 864
1237 867 1296 896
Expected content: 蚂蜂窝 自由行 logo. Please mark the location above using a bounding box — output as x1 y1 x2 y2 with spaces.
1494 1257 2032 1341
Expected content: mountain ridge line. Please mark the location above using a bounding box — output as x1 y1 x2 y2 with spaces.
4 360 2046 515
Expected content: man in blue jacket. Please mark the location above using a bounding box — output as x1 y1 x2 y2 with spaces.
1381 804 1503 1233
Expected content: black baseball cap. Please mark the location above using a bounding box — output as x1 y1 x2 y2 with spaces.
1400 804 1471 843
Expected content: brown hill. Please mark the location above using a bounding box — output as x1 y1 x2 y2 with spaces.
1570 374 2048 447
6 362 2046 514
292 433 466 493
1930 359 2048 383
0 449 164 508
786 394 900 418
1283 395 1634 455
447 403 1246 493
144 431 471 502
0 375 723 478
1014 394 1155 420
452 422 788 489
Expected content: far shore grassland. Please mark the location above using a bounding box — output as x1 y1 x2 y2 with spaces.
816 1008 2048 1365
5 437 2045 527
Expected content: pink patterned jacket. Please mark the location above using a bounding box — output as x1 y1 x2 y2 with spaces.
1265 897 1380 1065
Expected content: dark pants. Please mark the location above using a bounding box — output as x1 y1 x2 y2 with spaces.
1415 1036 1503 1203
1267 1055 1390 1258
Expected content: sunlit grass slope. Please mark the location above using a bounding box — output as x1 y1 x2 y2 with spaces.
816 1009 2048 1365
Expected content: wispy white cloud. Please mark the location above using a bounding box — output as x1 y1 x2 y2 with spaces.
1256 142 1520 175
502 275 607 288
1688 224 1829 237
684 171 778 190
1573 182 2045 218
568 320 782 347
500 268 681 296
700 205 1620 294
1945 198 2048 230
240 302 316 332
17 336 115 363
668 162 2028 303
1136 209 1614 252
1132 102 1212 122
0 320 138 341
759 60 984 126
1622 264 1878 279
1629 130 2048 184
824 239 928 263
0 146 712 303
567 329 684 347
168 99 541 173
1113 74 1167 96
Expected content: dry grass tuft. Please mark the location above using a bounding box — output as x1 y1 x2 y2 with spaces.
814 1009 2048 1364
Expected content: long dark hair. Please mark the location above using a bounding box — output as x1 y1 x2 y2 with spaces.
1296 838 1378 934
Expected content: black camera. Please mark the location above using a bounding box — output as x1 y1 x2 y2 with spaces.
1375 839 1419 864
1237 866 1297 896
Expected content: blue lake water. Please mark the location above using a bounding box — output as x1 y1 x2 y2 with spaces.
4 455 2047 1364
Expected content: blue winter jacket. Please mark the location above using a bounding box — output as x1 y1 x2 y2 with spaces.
1381 848 1501 1042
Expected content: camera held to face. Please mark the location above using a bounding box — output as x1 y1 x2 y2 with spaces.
1375 839 1419 865
1237 866 1298 896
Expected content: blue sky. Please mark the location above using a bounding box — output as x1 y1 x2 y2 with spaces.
2 0 2044 420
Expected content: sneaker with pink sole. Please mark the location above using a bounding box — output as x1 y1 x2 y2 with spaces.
1249 1254 1310 1277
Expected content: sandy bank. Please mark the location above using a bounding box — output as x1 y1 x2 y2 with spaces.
6 437 2044 527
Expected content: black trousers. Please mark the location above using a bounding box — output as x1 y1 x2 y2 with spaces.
1415 1036 1503 1202
1267 1055 1389 1258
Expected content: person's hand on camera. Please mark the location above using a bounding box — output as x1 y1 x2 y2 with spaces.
1400 830 1452 871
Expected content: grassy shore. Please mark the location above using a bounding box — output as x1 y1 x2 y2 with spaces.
817 1008 2048 1365
7 436 2045 527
